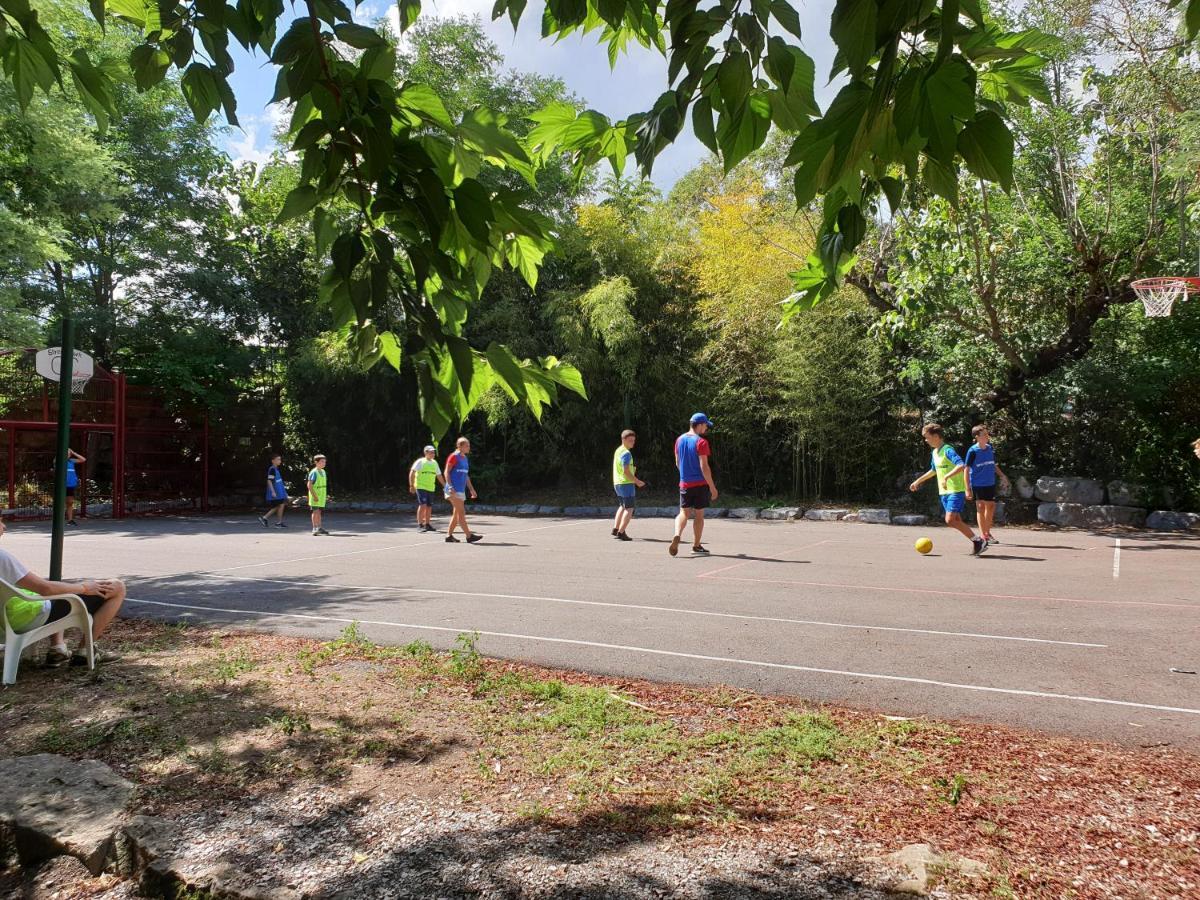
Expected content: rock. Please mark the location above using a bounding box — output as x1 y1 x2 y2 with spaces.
842 512 860 522
892 514 928 526
1035 476 1104 505
563 506 602 517
993 500 1007 525
516 504 539 515
650 506 681 518
883 843 988 895
706 507 728 518
536 505 563 516
804 508 849 521
1107 480 1150 507
759 507 801 520
472 504 495 513
492 505 519 514
858 508 892 524
0 754 134 875
114 815 181 877
1082 505 1147 528
1037 503 1088 528
726 508 760 519
1147 510 1200 531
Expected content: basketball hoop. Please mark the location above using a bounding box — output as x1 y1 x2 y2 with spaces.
1131 276 1199 317
35 347 94 396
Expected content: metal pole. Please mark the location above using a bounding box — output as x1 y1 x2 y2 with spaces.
49 318 74 580
202 413 210 513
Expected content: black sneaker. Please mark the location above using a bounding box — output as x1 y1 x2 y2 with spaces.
274 522 288 528
972 537 985 556
986 535 999 544
692 544 710 554
317 528 330 535
45 645 71 668
67 520 78 527
258 515 269 528
445 535 460 543
616 532 633 542
466 534 483 543
71 645 121 666
612 527 619 536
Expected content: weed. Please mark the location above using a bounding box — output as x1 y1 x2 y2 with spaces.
401 639 434 658
266 711 312 736
449 631 484 681
744 713 841 765
188 745 233 774
203 648 256 683
331 622 373 651
516 800 552 822
934 772 969 806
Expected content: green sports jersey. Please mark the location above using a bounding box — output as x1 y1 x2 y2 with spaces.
613 445 636 486
932 445 967 495
412 458 439 492
308 467 328 507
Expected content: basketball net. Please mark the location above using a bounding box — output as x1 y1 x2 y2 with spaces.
70 373 91 397
1131 277 1192 317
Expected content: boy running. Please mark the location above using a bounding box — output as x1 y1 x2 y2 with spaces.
259 453 289 528
612 429 646 541
307 454 329 536
670 413 719 557
910 424 986 556
444 437 482 544
965 425 1010 546
409 444 444 532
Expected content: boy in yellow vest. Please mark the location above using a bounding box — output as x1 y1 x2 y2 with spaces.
612 429 646 541
909 424 986 556
408 445 445 532
307 454 329 536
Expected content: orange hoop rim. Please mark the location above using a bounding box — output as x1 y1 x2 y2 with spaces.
1131 276 1200 294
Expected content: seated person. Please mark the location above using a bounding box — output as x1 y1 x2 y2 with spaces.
0 520 126 666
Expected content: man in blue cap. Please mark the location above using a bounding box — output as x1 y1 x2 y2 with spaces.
670 413 719 556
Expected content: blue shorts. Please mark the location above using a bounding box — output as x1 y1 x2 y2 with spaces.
941 492 966 514
415 489 434 507
614 483 635 509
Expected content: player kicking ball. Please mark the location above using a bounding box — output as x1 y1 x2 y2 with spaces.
670 413 719 557
910 423 986 556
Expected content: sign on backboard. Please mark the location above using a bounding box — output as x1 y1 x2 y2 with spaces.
35 347 94 382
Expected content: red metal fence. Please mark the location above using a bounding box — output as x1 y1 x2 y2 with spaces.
0 349 210 518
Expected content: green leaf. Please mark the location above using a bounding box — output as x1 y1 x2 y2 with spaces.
107 0 147 26
8 39 55 109
879 175 903 210
540 357 587 400
397 83 455 132
129 43 171 90
830 0 876 76
378 330 402 370
717 49 752 114
277 184 319 222
394 0 421 31
957 110 1013 190
692 95 717 154
67 48 116 131
486 343 527 402
1187 0 1200 40
922 156 958 202
836 203 866 250
444 334 475 400
180 63 222 122
716 92 771 172
334 22 387 48
920 56 976 162
770 0 803 38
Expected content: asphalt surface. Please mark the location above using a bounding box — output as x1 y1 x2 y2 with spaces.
5 511 1198 750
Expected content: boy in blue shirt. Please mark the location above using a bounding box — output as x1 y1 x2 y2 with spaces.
259 453 289 528
670 413 719 557
64 448 85 527
965 425 1010 546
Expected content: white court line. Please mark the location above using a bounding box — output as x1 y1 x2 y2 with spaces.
695 540 835 580
193 573 1106 648
124 597 1200 717
1113 538 1121 579
204 519 594 574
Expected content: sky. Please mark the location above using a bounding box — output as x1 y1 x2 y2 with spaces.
223 0 840 190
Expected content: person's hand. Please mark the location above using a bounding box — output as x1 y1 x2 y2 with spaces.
965 491 973 501
710 488 719 501
909 481 919 492
94 580 120 599
635 479 646 488
469 489 478 499
409 485 416 495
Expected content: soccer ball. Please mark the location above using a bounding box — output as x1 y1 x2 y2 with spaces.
915 537 933 555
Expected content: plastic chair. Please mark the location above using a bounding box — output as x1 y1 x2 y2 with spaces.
1 578 94 685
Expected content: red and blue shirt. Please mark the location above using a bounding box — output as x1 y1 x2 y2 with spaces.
675 432 711 488
446 451 469 493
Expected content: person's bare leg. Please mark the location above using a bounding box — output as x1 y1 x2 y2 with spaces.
674 508 689 538
980 501 995 538
946 512 975 540
66 497 74 523
613 506 624 532
623 508 635 533
693 509 706 546
90 581 126 638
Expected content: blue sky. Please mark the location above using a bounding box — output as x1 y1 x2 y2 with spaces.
224 0 839 189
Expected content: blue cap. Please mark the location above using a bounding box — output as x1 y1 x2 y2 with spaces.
690 412 712 427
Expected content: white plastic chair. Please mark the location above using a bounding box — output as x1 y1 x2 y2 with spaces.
1 578 94 685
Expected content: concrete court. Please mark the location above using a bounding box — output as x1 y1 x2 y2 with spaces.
4 511 1198 750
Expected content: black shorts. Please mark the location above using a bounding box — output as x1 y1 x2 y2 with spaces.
680 485 711 510
66 486 76 498
973 485 997 502
46 594 106 624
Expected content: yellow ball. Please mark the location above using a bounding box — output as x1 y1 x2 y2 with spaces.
915 537 933 555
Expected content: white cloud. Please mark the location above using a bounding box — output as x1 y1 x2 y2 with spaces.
227 102 291 169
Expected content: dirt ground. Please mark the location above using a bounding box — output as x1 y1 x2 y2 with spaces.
1 619 1197 898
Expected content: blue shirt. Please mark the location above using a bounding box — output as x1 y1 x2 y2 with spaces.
674 432 711 488
447 451 469 493
964 443 996 488
267 465 286 500
65 459 78 489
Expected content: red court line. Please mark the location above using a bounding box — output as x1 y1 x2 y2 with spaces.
696 540 836 580
704 573 1198 610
